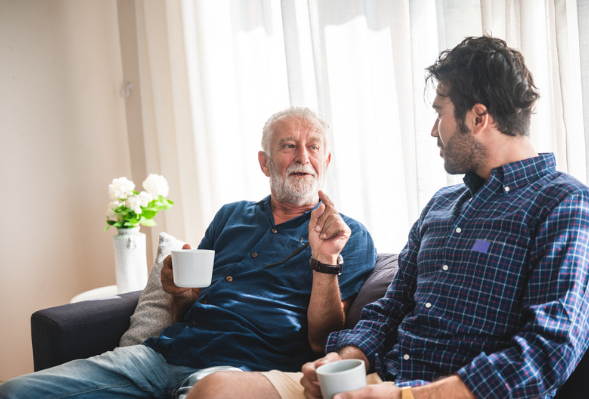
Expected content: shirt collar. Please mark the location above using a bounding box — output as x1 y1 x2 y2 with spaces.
463 153 556 195
259 195 322 225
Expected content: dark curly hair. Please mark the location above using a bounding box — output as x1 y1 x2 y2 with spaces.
426 36 539 137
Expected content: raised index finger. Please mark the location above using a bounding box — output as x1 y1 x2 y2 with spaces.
318 190 335 208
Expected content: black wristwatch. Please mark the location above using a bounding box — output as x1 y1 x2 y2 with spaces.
309 254 343 275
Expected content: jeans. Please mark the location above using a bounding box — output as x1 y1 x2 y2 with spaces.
0 345 239 399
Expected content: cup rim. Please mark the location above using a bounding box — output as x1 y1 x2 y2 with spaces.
316 359 365 376
171 249 215 254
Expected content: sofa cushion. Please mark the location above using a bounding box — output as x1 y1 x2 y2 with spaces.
119 232 184 346
344 253 398 329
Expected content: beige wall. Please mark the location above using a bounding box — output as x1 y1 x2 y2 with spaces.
0 0 135 380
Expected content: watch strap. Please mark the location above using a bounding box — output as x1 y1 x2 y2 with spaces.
309 254 343 275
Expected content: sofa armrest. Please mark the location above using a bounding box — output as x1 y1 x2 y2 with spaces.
31 290 141 371
345 254 398 329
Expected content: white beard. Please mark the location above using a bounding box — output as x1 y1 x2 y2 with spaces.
268 160 324 206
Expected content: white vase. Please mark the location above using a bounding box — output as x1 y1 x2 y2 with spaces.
113 227 148 294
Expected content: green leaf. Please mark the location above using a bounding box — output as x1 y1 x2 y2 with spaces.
141 209 158 219
141 219 157 227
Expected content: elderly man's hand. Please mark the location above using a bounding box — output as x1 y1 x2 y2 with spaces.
308 190 351 264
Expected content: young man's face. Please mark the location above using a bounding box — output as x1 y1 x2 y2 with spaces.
431 86 485 175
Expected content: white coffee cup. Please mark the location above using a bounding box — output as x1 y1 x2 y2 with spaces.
171 249 215 288
316 359 366 399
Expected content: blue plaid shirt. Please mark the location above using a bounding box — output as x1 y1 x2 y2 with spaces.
327 153 589 398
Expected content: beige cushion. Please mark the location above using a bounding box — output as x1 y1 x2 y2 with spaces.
119 232 184 346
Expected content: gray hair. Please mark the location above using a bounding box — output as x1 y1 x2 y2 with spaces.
261 107 330 155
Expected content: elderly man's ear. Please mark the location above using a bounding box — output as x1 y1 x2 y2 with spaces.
258 151 271 177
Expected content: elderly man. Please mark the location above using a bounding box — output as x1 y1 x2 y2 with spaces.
258 37 589 399
0 107 376 398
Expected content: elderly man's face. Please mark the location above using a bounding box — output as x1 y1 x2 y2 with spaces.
262 116 330 206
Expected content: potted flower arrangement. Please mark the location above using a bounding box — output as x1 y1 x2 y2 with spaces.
105 174 174 293
105 174 174 230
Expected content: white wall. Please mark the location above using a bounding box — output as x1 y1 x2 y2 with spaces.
0 0 132 380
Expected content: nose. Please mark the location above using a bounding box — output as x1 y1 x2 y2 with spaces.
431 119 439 138
294 146 310 164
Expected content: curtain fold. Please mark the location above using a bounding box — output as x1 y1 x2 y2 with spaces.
129 0 588 253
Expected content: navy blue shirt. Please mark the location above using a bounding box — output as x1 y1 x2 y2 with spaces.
145 195 376 371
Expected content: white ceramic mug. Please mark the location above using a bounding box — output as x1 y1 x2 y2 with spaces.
171 249 215 288
316 359 366 399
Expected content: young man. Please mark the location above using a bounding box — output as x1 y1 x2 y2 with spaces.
265 37 589 399
0 107 376 398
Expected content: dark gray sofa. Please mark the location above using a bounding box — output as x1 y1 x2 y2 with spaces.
30 253 587 397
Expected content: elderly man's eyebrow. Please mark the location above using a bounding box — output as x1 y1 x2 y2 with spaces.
277 136 296 144
278 134 323 144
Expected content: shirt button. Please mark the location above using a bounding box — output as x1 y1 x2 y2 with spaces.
442 265 449 271
455 227 462 233
271 228 278 234
192 320 198 326
425 302 432 308
251 252 258 258
403 354 410 360
504 186 510 192
226 276 233 282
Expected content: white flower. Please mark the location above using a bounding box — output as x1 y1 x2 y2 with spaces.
106 201 122 219
137 191 153 206
125 192 152 215
125 194 143 215
109 177 135 201
143 174 169 198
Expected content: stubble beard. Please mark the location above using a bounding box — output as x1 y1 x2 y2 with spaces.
268 160 324 206
441 122 486 175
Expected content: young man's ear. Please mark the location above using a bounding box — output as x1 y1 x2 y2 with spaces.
468 103 490 135
258 151 271 177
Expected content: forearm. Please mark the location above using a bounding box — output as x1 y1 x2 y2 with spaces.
307 270 345 353
411 376 475 399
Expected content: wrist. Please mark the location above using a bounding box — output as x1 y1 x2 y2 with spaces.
310 254 343 275
401 387 414 399
411 376 475 399
311 253 339 265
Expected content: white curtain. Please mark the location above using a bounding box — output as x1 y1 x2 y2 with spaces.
131 0 588 254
